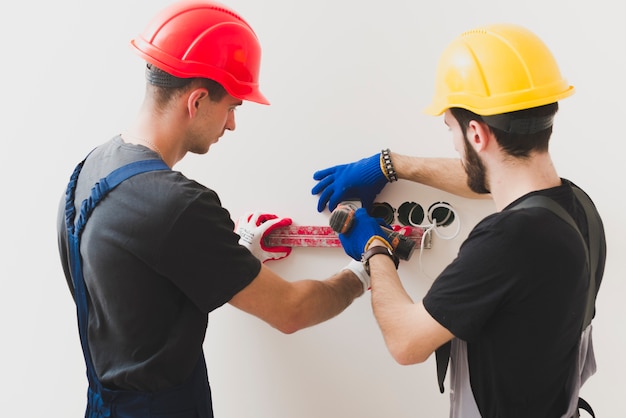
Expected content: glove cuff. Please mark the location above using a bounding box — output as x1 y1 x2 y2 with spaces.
344 259 370 293
361 153 389 186
365 235 393 252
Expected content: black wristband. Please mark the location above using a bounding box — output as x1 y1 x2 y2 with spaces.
361 246 399 275
381 148 398 182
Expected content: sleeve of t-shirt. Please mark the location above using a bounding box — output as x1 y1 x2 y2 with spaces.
158 189 261 314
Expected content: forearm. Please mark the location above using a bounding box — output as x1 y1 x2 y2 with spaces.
391 152 489 199
368 242 453 365
230 264 363 334
368 252 425 364
284 270 364 333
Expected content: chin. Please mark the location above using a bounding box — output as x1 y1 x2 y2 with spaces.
189 146 210 155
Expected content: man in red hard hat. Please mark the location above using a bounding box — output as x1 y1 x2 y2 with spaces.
312 24 606 417
57 2 368 417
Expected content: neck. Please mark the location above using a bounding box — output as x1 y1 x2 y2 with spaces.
123 111 176 167
488 152 561 211
123 98 193 167
122 132 163 158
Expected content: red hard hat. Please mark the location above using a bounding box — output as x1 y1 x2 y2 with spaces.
131 0 269 105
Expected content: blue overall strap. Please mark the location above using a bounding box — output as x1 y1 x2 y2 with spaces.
66 159 170 238
64 159 169 417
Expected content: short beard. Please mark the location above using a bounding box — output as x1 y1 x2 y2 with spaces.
463 137 490 194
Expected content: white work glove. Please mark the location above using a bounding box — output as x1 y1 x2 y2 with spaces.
343 259 370 293
235 211 292 263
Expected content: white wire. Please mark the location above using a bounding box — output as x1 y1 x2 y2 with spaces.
428 202 461 240
407 202 461 280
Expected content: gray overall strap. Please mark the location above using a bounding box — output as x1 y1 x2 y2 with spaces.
435 341 451 393
434 195 583 394
513 189 602 330
512 192 600 418
434 185 602 418
571 187 602 330
511 194 589 265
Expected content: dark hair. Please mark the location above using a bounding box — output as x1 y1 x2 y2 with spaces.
145 64 228 108
450 103 559 158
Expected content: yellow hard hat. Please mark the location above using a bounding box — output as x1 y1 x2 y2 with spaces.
424 24 574 116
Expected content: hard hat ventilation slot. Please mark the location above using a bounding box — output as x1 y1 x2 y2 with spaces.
145 64 192 88
481 114 554 134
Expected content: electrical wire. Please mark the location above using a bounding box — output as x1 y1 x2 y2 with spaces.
408 202 461 279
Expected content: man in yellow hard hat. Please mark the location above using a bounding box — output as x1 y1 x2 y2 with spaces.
312 24 606 417
57 2 368 417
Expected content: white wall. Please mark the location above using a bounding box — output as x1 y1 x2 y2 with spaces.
1 0 624 416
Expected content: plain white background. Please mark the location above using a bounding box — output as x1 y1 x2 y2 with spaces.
1 0 624 416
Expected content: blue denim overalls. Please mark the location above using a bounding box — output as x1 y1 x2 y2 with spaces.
64 158 214 417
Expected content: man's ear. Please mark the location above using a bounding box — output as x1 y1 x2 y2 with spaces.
186 88 209 118
467 120 491 152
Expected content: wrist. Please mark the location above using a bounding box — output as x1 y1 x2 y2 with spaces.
361 246 399 275
380 148 398 182
360 153 389 186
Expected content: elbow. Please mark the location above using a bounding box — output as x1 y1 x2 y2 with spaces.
271 284 331 334
271 307 310 335
387 340 431 366
274 322 300 335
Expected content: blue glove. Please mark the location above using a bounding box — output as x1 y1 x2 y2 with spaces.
312 153 388 212
338 208 392 261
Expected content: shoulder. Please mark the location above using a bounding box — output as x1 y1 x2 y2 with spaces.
126 169 229 229
504 180 597 241
464 196 581 261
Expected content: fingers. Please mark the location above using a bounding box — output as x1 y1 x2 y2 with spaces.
312 166 337 181
327 192 344 213
316 185 335 213
311 174 334 195
255 214 289 233
236 211 258 230
312 174 335 212
262 216 292 231
392 225 413 235
262 246 292 262
259 216 292 255
256 213 278 225
360 193 376 211
236 212 290 237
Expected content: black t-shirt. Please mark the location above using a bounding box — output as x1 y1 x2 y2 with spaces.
57 136 261 391
423 181 603 417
